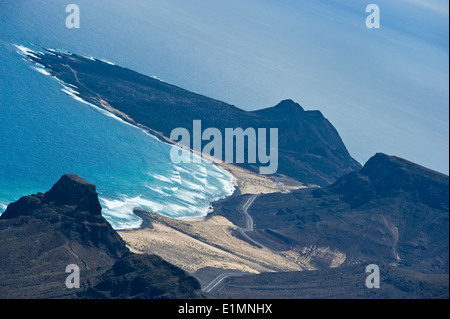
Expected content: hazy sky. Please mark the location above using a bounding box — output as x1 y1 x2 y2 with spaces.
126 0 448 174
1 0 448 174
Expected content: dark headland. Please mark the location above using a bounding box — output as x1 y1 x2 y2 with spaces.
20 47 361 186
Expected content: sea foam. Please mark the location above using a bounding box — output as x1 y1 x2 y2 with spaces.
15 44 236 230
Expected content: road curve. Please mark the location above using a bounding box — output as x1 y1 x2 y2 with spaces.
203 273 244 293
241 194 258 231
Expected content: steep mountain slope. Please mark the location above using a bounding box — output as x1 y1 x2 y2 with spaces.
216 153 449 273
207 264 449 299
0 174 203 299
252 99 360 184
20 48 361 186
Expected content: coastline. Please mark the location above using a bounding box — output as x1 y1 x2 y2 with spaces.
125 159 306 232
129 209 154 229
59 78 302 223
17 45 304 230
216 161 306 195
118 206 307 276
117 158 311 280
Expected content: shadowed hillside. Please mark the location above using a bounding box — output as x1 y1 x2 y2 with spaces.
213 153 449 276
21 48 361 186
0 174 203 299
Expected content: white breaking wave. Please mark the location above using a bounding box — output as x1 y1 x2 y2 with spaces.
191 174 208 185
59 84 139 130
198 165 208 176
218 173 235 196
173 165 190 174
152 173 174 184
14 44 41 59
100 191 213 229
15 44 237 229
141 129 161 141
100 196 143 230
32 66 51 76
170 169 182 184
166 202 190 214
181 179 207 191
16 44 141 132
166 186 179 193
96 58 115 65
174 188 206 203
147 186 169 196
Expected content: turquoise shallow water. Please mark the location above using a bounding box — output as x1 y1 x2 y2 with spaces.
0 1 234 229
0 43 234 229
1 0 448 228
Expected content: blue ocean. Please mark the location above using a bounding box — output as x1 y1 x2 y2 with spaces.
1 0 448 229
0 0 234 229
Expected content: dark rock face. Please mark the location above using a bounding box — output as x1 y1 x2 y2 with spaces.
252 99 361 185
0 175 203 299
3 174 102 219
208 264 449 299
83 254 202 299
330 153 449 210
44 174 103 215
1 174 128 260
218 153 449 274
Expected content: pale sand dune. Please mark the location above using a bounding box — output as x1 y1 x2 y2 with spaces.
217 162 305 195
119 213 306 274
119 163 310 275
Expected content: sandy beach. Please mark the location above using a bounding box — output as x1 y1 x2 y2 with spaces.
217 161 305 195
119 210 306 275
117 160 317 289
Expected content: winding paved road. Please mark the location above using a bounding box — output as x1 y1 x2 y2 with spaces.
203 273 245 293
241 194 258 231
202 192 308 293
202 195 260 293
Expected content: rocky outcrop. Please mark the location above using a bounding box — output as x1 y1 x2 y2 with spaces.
82 254 202 299
329 153 449 210
0 174 203 299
